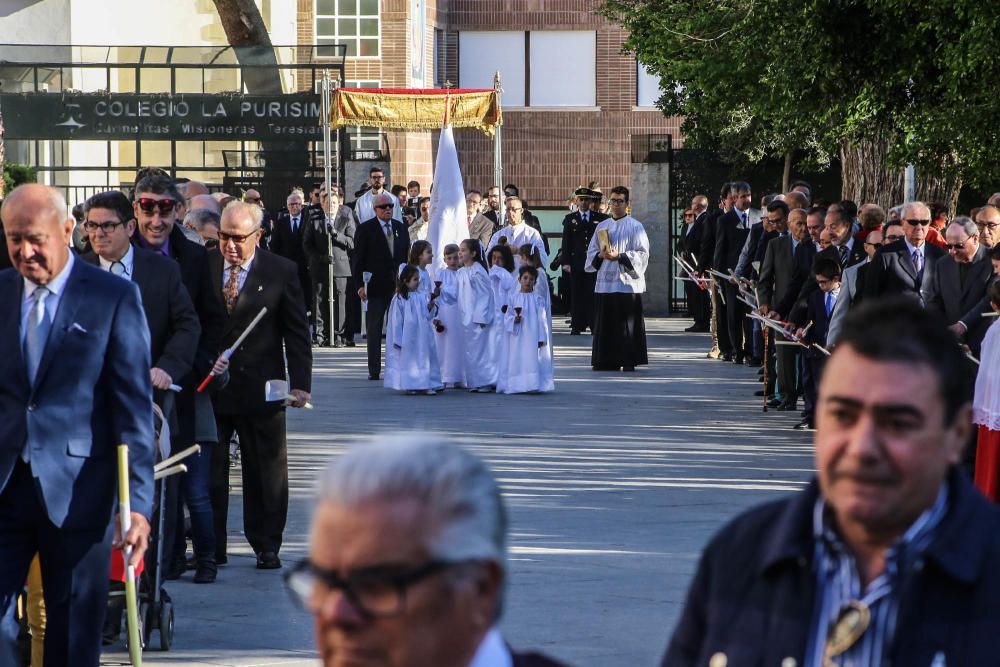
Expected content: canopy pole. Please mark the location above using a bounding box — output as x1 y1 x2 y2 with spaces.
494 71 505 229
321 69 335 345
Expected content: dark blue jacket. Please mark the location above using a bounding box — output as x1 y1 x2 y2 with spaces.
662 472 1000 666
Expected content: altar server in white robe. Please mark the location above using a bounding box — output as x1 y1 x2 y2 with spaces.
486 196 548 270
433 244 464 387
487 244 517 373
517 243 552 332
585 186 650 372
384 265 442 395
457 239 497 392
498 266 554 394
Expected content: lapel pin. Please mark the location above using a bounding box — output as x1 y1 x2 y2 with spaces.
258 285 263 292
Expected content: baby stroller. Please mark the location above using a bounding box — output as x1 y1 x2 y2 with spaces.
105 399 198 652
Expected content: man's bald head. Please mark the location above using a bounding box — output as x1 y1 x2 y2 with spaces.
189 194 221 214
183 180 210 199
2 184 74 284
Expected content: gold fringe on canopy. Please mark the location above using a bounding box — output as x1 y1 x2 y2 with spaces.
329 88 502 136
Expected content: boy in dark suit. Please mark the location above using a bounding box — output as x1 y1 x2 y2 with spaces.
793 256 841 430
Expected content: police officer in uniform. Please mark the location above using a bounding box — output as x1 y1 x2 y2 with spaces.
562 188 601 334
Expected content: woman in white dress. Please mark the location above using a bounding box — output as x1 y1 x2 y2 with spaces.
456 239 497 392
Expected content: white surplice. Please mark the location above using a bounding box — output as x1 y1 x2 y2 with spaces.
457 262 497 389
432 268 464 385
975 320 1000 430
584 214 650 293
488 265 516 379
497 289 554 394
384 290 442 392
486 223 549 269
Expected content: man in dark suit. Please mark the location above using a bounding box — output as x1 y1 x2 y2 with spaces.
865 201 946 304
298 436 569 667
680 198 709 332
662 300 999 667
133 174 226 572
698 185 733 359
468 192 495 250
303 188 356 347
759 205 804 410
483 185 503 234
714 181 760 364
208 202 312 570
790 257 840 429
927 218 994 355
562 188 600 334
352 192 410 380
0 184 154 666
269 190 313 330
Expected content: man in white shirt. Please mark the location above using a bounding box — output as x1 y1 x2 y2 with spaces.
354 166 403 225
290 436 567 667
486 197 547 268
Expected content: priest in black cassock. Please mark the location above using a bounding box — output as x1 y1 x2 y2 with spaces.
585 185 650 371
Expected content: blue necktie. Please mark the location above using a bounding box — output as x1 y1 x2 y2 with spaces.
23 286 52 462
825 292 834 317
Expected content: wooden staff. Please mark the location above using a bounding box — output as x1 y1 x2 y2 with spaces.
762 325 770 413
117 445 143 665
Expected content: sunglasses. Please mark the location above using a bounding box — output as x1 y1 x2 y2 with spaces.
905 218 930 226
374 204 394 210
137 197 178 215
945 239 971 250
219 230 259 244
884 234 904 242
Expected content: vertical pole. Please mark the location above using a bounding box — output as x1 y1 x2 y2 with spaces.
493 71 505 229
904 164 916 203
322 69 336 345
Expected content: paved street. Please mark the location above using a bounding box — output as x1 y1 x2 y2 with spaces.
105 317 815 667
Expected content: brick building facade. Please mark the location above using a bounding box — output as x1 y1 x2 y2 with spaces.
298 0 679 208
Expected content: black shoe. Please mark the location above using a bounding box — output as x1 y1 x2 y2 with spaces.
777 401 798 411
685 324 710 333
193 559 218 583
733 356 744 365
721 353 733 362
766 398 782 408
368 374 380 381
754 389 765 396
793 416 814 430
747 357 761 367
344 339 356 347
162 556 186 580
215 553 228 566
622 366 636 372
256 552 282 569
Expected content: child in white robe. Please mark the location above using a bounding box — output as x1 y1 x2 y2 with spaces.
498 266 554 394
384 264 442 395
487 244 517 378
457 239 497 392
409 240 443 389
518 243 552 332
433 244 464 387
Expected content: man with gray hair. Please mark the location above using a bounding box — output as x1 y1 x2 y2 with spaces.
287 436 567 667
183 208 222 247
351 191 410 380
206 200 312 569
928 217 994 355
864 201 946 304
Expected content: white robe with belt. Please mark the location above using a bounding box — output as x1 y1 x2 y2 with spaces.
384 291 442 391
457 263 496 388
497 290 554 394
433 268 464 385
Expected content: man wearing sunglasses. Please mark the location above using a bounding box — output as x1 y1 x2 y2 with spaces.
949 206 1000 344
864 201 946 304
927 218 994 356
664 300 1000 666
289 436 567 667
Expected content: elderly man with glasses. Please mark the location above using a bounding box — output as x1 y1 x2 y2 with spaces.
663 300 1000 667
287 436 568 667
864 201 946 304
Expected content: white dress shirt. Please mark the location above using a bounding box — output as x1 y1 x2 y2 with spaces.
223 253 256 294
98 244 135 279
468 628 513 667
21 252 75 347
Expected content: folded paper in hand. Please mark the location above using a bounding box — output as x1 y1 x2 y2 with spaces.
597 228 611 253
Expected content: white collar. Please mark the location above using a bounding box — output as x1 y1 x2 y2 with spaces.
224 252 255 272
24 250 74 300
98 244 135 277
468 629 513 667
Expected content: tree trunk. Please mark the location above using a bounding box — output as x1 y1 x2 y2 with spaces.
781 150 793 193
212 0 308 175
840 131 962 214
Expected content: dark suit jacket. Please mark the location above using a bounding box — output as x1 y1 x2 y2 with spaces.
713 209 752 272
793 286 834 355
0 260 154 527
351 217 410 299
779 242 863 319
0 229 11 271
269 212 309 268
681 218 705 268
512 650 570 667
697 210 722 273
758 235 797 311
864 239 946 304
469 213 495 249
562 211 599 270
302 204 356 278
82 248 201 383
523 208 550 254
207 249 312 415
927 244 994 353
663 472 1000 667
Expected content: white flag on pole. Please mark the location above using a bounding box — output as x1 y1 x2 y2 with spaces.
427 124 468 276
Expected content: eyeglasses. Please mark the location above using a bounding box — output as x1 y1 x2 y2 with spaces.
83 220 127 233
507 207 523 213
136 197 178 215
884 234 904 242
374 204 394 210
945 238 971 250
219 230 259 244
609 198 627 204
284 559 469 618
824 601 871 663
288 201 304 207
977 222 1000 231
905 218 930 226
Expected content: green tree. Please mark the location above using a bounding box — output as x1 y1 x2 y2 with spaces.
602 0 1000 210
